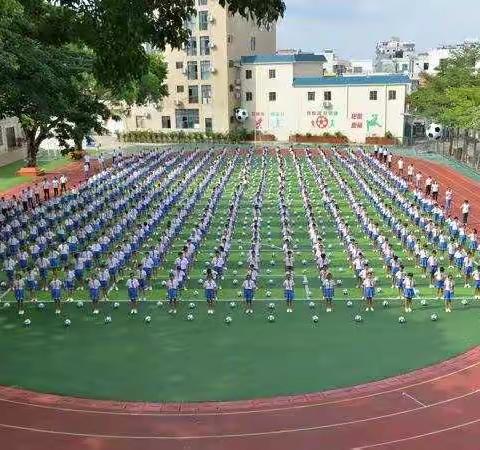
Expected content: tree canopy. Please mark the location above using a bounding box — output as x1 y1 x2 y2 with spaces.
0 0 285 166
409 44 480 130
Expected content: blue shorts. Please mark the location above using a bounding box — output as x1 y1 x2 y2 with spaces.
244 288 253 302
65 280 74 290
435 280 445 289
455 258 464 269
429 265 438 275
404 288 415 299
284 290 295 301
6 269 14 280
139 278 146 290
465 266 473 276
15 289 25 302
205 289 215 301
75 269 83 280
39 268 47 279
27 280 38 291
90 288 100 302
444 290 453 302
420 257 428 268
214 267 223 277
439 242 447 251
51 288 61 301
364 287 375 299
323 287 334 299
168 288 177 300
100 280 108 289
19 260 28 270
60 253 68 263
396 280 404 289
128 287 138 302
50 258 59 269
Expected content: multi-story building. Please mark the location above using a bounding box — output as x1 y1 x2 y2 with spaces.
240 54 410 143
375 37 415 74
0 117 24 154
124 0 276 134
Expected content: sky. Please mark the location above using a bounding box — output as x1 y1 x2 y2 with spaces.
277 0 480 60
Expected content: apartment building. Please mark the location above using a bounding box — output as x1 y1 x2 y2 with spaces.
124 0 276 134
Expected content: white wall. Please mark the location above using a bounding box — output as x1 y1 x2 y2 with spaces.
241 63 408 143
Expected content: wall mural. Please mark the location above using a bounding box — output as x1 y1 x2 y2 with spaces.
307 110 339 129
269 112 285 130
366 113 382 133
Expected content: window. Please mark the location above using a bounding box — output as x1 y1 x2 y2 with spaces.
308 92 315 101
269 69 276 79
175 109 200 129
186 37 197 56
176 61 184 70
162 116 171 129
250 37 256 51
369 90 378 101
245 69 252 79
205 118 213 132
188 85 199 103
198 0 207 5
423 62 430 70
200 60 211 80
198 11 208 31
227 34 233 44
324 91 332 101
187 61 198 80
201 85 212 103
246 92 253 101
353 66 362 74
199 36 210 56
402 63 408 71
176 85 184 93
269 92 276 102
135 116 145 128
388 90 397 101
184 16 195 31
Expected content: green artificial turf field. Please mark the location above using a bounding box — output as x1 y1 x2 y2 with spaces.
0 149 479 402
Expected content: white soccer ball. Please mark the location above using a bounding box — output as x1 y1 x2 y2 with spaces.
76 301 84 308
3 302 10 309
382 300 390 308
270 260 275 266
266 291 272 297
346 300 353 307
308 301 315 308
461 299 469 306
198 278 203 284
230 301 236 308
64 319 71 327
398 316 406 324
225 316 233 324
233 279 238 285
420 299 428 306
189 302 196 309
161 280 167 287
336 279 342 286
237 290 242 297
113 302 120 309
426 123 443 140
24 318 31 326
234 108 249 123
302 259 307 266
268 314 275 323
238 261 243 267
268 279 274 285
431 313 438 321
38 302 45 309
187 313 194 321
144 315 151 323
343 289 348 296
105 316 112 324
312 315 319 323
194 290 199 296
233 270 238 276
354 314 362 322
268 302 276 310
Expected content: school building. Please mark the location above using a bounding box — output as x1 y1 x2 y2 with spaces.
240 54 411 143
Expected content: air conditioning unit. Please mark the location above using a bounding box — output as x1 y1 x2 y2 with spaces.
323 101 333 108
209 41 217 50
210 66 217 74
208 14 215 23
202 98 211 104
174 99 184 107
182 67 188 75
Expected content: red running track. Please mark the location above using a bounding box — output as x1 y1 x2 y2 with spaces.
0 347 480 450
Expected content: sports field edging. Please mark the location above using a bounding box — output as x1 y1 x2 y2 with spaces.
0 346 478 415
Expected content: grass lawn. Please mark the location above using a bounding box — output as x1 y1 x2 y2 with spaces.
1 150 479 402
0 157 70 193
